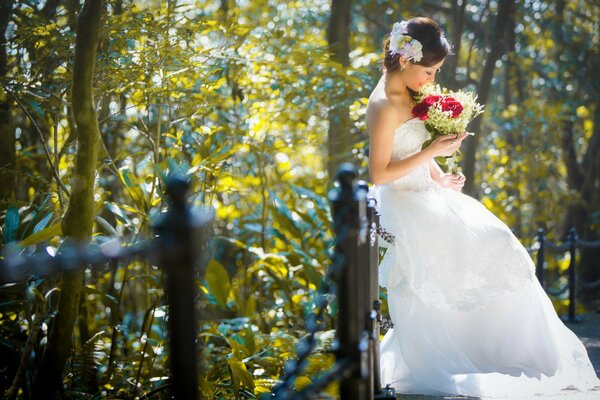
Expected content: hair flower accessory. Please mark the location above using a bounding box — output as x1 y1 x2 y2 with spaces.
389 21 423 62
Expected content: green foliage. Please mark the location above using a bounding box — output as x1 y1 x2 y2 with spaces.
1 0 599 399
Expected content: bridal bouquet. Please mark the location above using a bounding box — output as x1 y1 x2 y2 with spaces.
411 83 485 174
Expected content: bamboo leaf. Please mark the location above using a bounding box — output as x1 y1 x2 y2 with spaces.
227 358 255 392
33 212 53 234
205 259 230 308
3 205 19 243
18 222 62 247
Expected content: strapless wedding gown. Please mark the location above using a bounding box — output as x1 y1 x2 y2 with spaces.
371 117 600 398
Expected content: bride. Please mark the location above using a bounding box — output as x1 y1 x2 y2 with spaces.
367 16 600 397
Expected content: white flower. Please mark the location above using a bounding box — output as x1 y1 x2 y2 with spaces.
391 21 409 36
388 21 423 62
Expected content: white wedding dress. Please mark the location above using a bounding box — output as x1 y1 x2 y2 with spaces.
369 112 600 398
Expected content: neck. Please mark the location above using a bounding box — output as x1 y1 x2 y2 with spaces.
384 70 410 98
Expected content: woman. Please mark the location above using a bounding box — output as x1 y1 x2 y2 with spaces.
367 16 600 397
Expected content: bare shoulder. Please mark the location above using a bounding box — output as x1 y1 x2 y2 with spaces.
367 99 397 134
367 99 402 137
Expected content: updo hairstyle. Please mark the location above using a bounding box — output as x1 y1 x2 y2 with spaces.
382 17 452 72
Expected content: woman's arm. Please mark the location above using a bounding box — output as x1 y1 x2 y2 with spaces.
368 105 458 185
429 159 466 191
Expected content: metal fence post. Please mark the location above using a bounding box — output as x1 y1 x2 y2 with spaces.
357 180 375 400
329 164 368 400
153 176 212 400
536 228 545 289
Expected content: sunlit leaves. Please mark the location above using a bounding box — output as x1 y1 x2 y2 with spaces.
205 259 231 308
10 0 600 398
228 358 255 393
18 222 62 247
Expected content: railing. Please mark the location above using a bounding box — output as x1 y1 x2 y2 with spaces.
6 167 599 399
1 177 212 400
2 166 396 399
265 163 395 400
529 227 600 323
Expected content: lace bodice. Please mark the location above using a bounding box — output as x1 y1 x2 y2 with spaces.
382 118 436 191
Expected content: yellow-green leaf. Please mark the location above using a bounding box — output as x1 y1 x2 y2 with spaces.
19 222 63 247
205 259 230 308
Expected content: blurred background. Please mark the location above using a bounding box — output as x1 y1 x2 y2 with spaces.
0 0 598 398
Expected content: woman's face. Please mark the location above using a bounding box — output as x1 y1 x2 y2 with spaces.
401 57 445 91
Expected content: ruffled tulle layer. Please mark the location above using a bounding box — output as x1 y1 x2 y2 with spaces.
380 278 600 398
376 185 600 397
377 186 535 312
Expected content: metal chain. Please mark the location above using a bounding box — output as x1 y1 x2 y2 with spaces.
376 224 396 245
267 203 354 399
543 238 572 252
576 238 600 249
365 194 395 245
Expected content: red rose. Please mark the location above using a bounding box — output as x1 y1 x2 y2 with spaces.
441 97 463 118
423 95 442 106
412 101 431 120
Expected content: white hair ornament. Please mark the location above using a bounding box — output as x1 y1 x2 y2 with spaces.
389 21 423 62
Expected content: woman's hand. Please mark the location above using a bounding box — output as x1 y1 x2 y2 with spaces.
437 172 466 191
426 131 470 158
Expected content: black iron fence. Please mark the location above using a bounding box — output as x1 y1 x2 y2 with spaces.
529 228 600 323
264 163 395 400
1 177 211 400
1 167 395 400
5 166 597 399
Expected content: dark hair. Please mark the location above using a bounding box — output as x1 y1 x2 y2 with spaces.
382 17 452 73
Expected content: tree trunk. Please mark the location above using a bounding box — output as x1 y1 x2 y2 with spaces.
564 112 600 302
550 0 600 301
327 0 352 179
0 0 15 207
447 0 466 90
31 0 104 397
502 1 523 237
462 0 513 197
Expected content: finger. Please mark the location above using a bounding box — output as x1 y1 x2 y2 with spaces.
439 134 457 142
458 132 470 142
448 139 461 148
